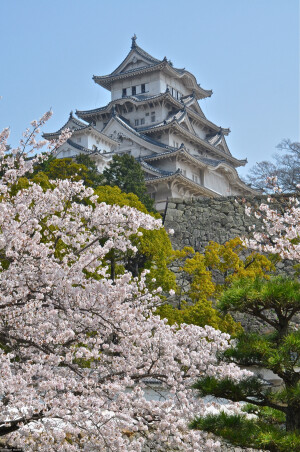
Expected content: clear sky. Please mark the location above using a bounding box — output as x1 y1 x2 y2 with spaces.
0 0 299 177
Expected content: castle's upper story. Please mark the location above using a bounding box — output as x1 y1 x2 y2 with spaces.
44 36 256 210
93 34 212 103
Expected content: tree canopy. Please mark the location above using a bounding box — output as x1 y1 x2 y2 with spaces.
192 186 300 451
0 112 252 451
157 238 275 336
102 153 155 211
30 154 104 188
244 139 300 193
192 276 300 451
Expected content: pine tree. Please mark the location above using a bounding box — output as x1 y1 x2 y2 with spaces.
191 276 300 451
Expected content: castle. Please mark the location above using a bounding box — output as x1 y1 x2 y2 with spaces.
44 36 256 211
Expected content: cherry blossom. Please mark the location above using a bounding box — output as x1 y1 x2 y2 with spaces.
0 114 249 451
244 187 300 261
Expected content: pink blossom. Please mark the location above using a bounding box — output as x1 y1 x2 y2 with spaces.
0 119 249 451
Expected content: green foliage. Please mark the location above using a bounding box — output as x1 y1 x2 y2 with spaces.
30 154 104 188
94 185 175 291
192 275 300 448
193 375 270 403
243 404 286 424
191 411 300 451
219 276 300 337
157 238 275 336
44 157 103 187
102 154 155 211
157 301 242 336
94 185 148 213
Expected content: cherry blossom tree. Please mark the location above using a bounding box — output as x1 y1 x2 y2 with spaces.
244 182 300 261
0 114 250 451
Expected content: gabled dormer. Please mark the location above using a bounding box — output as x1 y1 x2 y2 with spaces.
111 35 161 75
92 36 212 102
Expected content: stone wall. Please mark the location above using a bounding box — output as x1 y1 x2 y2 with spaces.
164 195 267 253
163 195 296 333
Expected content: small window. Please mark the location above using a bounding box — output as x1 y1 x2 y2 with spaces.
151 115 155 123
145 112 149 116
132 86 136 95
135 119 139 126
128 107 133 112
140 118 145 125
122 88 127 97
141 84 146 93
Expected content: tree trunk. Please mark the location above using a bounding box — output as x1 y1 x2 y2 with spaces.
286 406 300 431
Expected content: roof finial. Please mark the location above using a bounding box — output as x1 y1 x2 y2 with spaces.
131 34 137 49
69 110 73 119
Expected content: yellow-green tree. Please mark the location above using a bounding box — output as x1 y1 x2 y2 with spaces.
94 185 176 291
157 238 275 335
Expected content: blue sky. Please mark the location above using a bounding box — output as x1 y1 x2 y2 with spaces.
0 0 299 177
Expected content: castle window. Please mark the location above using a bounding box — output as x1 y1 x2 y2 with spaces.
141 84 146 93
122 88 127 97
145 112 149 116
132 86 136 95
192 173 198 183
151 115 155 122
140 118 145 125
135 119 139 126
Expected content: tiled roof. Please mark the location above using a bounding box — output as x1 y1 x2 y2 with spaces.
111 115 177 151
43 113 88 138
207 132 223 146
130 44 161 65
140 160 174 176
64 139 113 158
76 93 167 117
140 118 245 167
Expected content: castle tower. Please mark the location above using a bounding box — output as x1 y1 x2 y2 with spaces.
45 36 256 210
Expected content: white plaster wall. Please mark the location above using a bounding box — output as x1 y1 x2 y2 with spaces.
111 72 162 100
111 70 194 101
158 132 171 146
72 134 88 148
204 171 230 195
150 159 177 172
90 155 111 173
86 135 112 153
56 143 79 159
191 122 207 139
70 132 113 153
